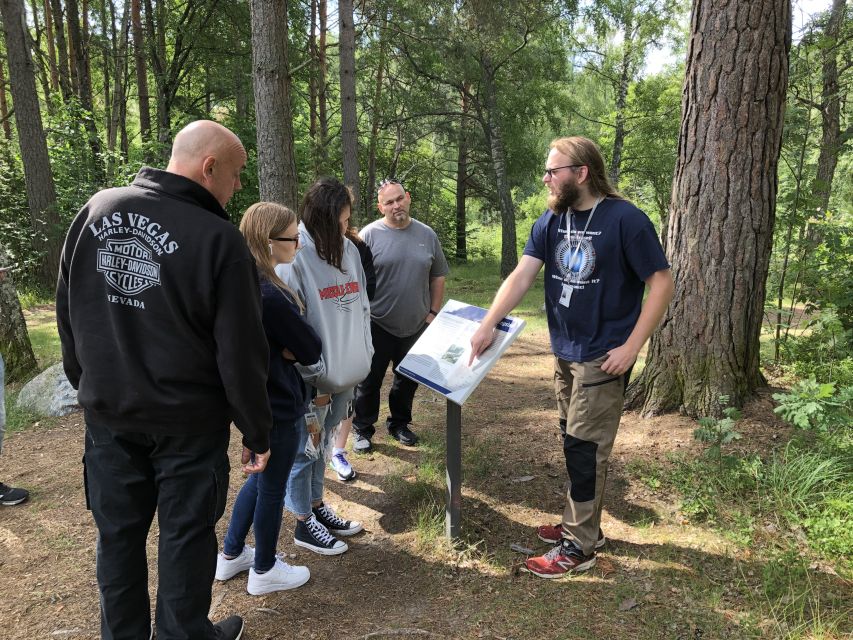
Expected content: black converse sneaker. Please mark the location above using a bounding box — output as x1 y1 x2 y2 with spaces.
312 503 363 536
294 514 348 555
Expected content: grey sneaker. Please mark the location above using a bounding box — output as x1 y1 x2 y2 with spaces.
353 432 372 453
330 451 357 481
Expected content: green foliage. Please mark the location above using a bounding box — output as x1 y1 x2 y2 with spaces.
694 395 743 468
773 379 853 435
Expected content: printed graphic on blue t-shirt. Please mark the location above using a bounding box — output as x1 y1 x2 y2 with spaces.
523 198 669 362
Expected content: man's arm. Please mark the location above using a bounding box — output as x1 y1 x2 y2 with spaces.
600 268 674 375
469 255 544 364
425 275 446 323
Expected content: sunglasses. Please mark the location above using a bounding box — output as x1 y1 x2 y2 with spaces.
270 235 299 243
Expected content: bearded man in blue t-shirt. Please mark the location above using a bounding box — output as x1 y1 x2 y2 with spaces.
470 136 674 578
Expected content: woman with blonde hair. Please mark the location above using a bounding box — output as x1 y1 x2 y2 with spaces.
214 202 322 594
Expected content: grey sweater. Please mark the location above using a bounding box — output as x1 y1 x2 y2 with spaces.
289 223 374 394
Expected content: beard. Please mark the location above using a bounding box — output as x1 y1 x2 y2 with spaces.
548 179 581 215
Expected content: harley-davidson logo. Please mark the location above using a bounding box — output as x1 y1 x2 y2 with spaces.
97 238 161 296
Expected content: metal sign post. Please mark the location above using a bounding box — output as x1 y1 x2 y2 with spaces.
445 400 462 539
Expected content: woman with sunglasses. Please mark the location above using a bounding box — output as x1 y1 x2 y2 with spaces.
214 202 320 594
285 176 373 555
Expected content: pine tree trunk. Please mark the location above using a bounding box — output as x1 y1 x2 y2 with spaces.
130 0 150 146
609 10 633 187
339 0 360 219
49 0 72 100
455 89 469 261
480 55 517 279
0 0 61 286
42 0 58 91
0 245 38 382
811 0 845 215
250 0 298 209
364 10 387 211
317 0 328 165
0 57 12 140
627 0 791 418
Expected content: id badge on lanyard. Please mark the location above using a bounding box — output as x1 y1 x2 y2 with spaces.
558 198 601 309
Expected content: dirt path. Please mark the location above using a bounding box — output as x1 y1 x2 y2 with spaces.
0 329 845 639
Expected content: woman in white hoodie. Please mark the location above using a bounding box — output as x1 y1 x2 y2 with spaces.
285 177 374 555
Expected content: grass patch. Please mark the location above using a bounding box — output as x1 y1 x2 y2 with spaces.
445 259 548 332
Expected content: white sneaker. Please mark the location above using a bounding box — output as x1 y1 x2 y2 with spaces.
330 451 357 481
247 557 310 595
215 545 255 581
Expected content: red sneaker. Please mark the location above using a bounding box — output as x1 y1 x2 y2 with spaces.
536 523 606 549
523 540 596 578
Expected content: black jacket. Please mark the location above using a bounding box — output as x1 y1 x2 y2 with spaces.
260 279 322 423
56 168 271 453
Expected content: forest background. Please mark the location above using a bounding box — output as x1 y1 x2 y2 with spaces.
0 0 851 637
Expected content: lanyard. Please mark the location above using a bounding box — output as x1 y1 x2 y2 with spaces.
561 197 602 284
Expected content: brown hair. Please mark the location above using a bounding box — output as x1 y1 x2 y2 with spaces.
238 201 304 312
344 225 363 245
300 176 353 271
549 137 623 200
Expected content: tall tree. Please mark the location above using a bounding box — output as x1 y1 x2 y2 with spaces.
0 54 12 140
48 0 72 100
250 0 298 208
42 0 59 92
130 0 150 146
0 0 61 285
627 0 792 417
339 0 360 218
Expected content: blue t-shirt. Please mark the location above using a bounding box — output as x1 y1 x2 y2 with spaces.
523 198 669 362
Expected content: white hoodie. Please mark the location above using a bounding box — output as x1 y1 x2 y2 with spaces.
285 223 373 394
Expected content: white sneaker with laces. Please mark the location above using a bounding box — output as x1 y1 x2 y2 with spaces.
247 557 310 595
330 451 357 481
215 545 254 581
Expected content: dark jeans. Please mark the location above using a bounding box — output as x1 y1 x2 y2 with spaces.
222 418 300 571
83 421 230 640
353 321 423 437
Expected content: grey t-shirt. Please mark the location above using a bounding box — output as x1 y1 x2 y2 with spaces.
361 218 449 338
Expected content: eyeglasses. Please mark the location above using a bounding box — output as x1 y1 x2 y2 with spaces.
270 235 299 243
378 178 403 193
544 165 584 178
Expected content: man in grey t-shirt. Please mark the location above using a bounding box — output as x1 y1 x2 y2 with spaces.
352 179 449 451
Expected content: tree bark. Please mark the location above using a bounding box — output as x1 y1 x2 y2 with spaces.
0 245 38 382
42 0 58 91
0 56 12 140
130 0 150 146
364 10 387 209
627 0 791 417
0 0 62 286
609 8 633 187
48 0 72 100
250 0 298 209
455 88 469 261
66 0 103 181
317 0 328 165
811 0 846 215
339 0 360 220
480 55 517 278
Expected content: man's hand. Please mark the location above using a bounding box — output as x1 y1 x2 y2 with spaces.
241 447 270 474
468 324 495 366
601 343 639 376
281 347 296 361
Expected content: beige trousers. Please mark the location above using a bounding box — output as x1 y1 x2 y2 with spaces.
553 355 627 555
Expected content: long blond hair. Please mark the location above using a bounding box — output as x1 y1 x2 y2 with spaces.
239 202 304 313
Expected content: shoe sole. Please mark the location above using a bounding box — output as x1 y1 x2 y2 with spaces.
1 498 28 506
247 572 310 595
328 523 363 536
537 532 606 549
215 566 252 581
293 538 348 555
333 469 358 482
521 556 597 578
353 445 372 453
